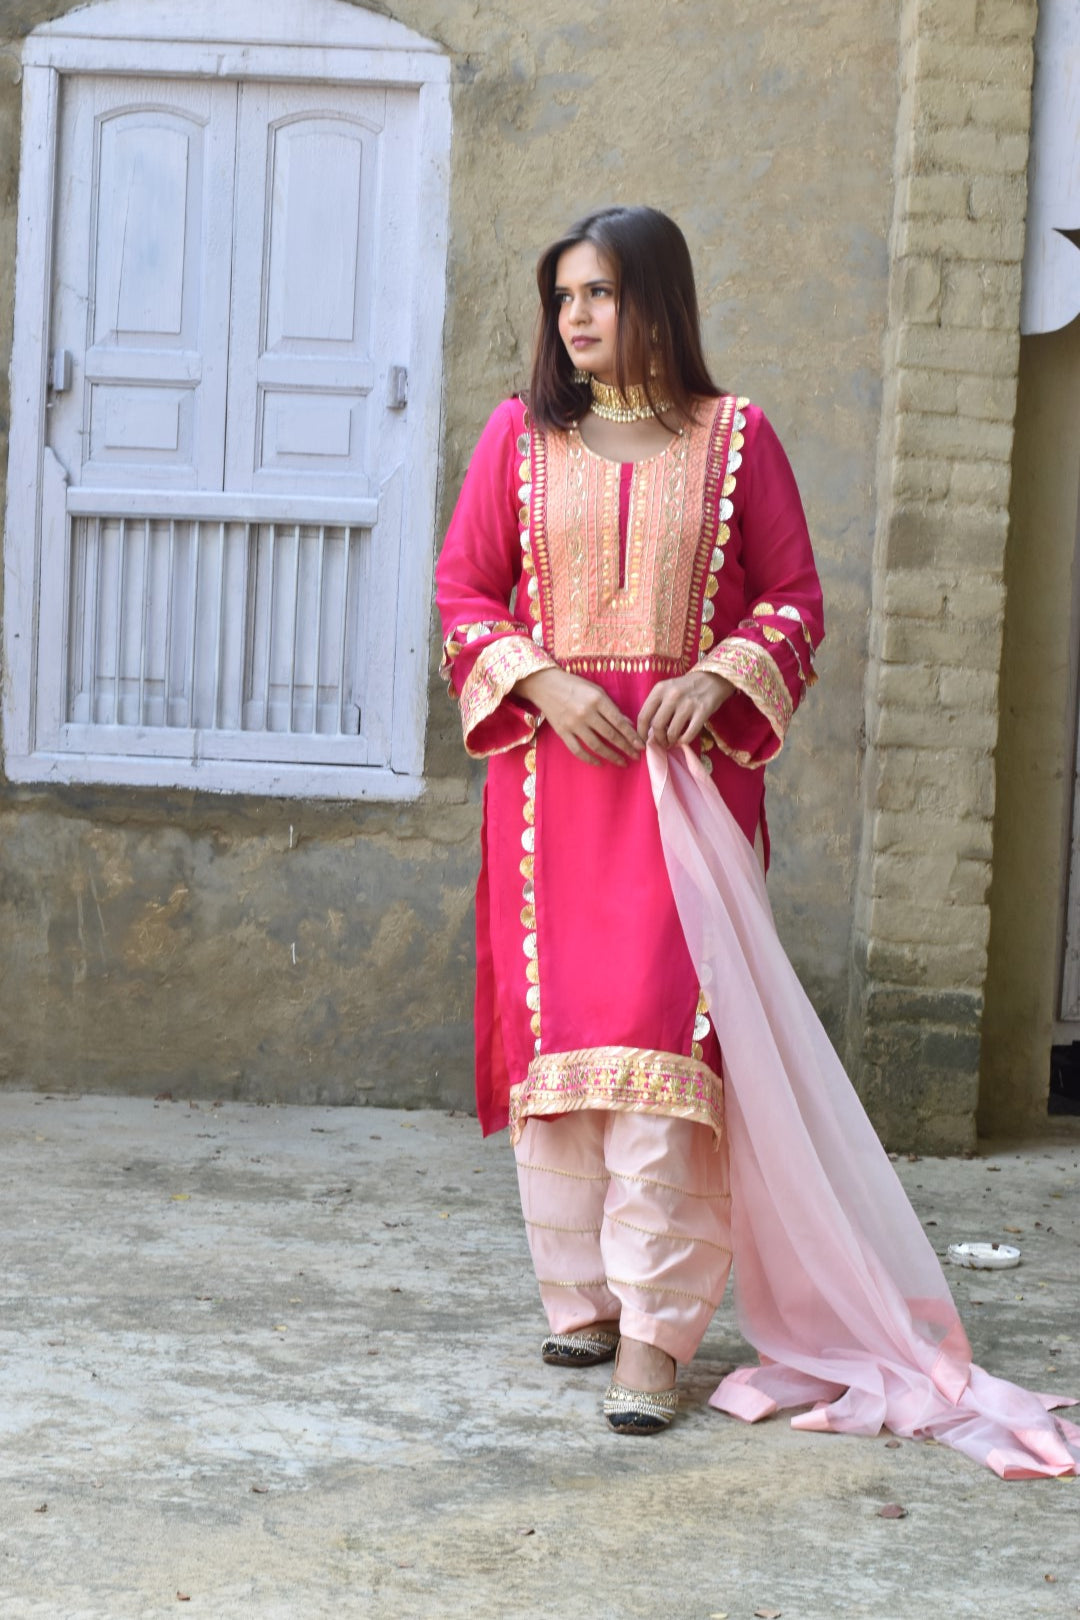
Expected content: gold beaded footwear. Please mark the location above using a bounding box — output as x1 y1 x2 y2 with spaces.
603 1348 678 1434
541 1327 620 1367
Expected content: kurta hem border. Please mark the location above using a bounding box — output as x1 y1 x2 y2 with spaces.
509 1046 724 1147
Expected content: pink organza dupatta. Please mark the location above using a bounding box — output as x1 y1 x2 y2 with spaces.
649 744 1079 1479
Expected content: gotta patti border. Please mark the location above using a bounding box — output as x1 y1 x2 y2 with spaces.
510 1045 724 1146
458 635 555 757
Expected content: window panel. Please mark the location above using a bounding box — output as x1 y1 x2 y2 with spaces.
5 11 450 797
96 115 194 342
65 514 373 756
268 121 366 347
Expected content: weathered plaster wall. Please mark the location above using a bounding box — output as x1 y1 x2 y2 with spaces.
1 1 896 1107
980 318 1080 1134
0 788 481 1105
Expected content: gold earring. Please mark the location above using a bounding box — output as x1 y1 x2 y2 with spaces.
571 366 590 384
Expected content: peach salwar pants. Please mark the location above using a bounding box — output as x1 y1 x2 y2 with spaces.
514 1109 732 1365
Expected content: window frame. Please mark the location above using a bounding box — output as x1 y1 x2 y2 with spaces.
3 0 451 800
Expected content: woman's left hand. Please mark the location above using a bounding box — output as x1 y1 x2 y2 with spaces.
636 670 733 748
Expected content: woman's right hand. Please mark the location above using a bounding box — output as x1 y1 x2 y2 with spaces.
514 668 643 766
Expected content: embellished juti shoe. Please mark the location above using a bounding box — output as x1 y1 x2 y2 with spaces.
541 1326 620 1367
603 1345 678 1435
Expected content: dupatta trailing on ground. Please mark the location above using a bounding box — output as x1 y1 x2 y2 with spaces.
648 745 1079 1480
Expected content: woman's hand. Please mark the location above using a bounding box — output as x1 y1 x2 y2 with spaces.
515 668 643 766
636 671 733 748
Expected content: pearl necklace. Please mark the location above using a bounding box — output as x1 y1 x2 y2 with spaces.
589 377 673 423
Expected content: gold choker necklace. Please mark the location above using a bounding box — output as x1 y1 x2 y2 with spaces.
589 377 672 423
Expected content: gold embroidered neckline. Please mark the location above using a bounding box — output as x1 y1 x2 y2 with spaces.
570 423 686 469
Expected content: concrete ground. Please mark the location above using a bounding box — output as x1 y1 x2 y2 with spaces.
0 1093 1077 1620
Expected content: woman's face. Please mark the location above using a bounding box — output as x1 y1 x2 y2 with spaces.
554 240 619 384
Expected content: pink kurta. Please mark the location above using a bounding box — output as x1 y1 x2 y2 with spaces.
436 394 823 1138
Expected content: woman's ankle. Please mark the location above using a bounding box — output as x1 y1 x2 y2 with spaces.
615 1335 677 1390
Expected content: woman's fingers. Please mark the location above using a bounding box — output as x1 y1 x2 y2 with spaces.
573 711 641 765
594 702 644 759
665 696 707 745
583 729 634 765
638 673 729 748
638 688 689 747
636 687 663 738
653 707 698 748
563 692 641 764
667 711 703 746
554 719 630 766
638 687 691 743
526 672 642 765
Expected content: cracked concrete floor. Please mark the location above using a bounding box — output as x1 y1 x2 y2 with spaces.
0 1092 1077 1619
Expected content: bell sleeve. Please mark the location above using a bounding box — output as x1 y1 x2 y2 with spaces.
435 399 558 758
696 408 824 767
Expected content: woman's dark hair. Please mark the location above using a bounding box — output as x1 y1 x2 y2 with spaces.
528 206 721 432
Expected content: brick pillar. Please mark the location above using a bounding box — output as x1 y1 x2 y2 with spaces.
846 0 1037 1151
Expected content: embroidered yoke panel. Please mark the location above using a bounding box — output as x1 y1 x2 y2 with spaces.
532 397 735 674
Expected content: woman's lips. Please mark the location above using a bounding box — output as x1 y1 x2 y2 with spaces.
572 337 597 348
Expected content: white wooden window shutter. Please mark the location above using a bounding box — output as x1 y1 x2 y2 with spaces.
4 0 450 798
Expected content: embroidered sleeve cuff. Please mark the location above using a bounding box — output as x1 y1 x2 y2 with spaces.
744 601 819 687
697 636 794 767
459 635 558 757
440 619 523 681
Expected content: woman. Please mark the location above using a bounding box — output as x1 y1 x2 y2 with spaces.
436 207 1079 1473
436 205 822 1431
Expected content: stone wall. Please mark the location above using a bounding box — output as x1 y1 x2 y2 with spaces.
846 0 1038 1149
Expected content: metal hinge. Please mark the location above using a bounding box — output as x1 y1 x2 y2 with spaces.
49 349 73 392
386 365 408 410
